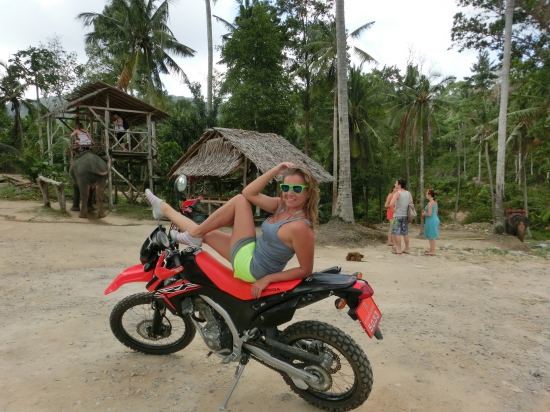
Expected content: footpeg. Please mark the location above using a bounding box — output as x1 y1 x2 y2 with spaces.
221 351 238 364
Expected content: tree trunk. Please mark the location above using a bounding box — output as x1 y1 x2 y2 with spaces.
418 134 425 236
36 85 44 159
478 135 482 183
378 185 382 222
494 0 515 234
522 151 531 237
205 0 213 114
454 133 461 221
517 147 522 189
305 69 310 155
334 0 354 223
485 142 495 217
405 134 410 190
13 101 23 149
332 88 338 216
463 145 467 181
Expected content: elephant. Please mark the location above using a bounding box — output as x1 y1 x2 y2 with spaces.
69 151 110 218
505 214 529 242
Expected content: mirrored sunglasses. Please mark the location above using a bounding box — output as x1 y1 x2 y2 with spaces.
280 184 308 194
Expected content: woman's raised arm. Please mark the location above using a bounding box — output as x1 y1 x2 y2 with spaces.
242 162 294 214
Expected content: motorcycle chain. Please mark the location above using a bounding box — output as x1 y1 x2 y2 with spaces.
244 340 334 393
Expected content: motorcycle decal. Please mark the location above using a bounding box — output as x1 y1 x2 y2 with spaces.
155 280 201 298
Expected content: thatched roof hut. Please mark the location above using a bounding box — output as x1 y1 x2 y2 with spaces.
167 128 334 183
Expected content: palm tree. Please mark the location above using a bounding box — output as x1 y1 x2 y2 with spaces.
347 65 385 168
204 0 218 115
334 0 354 222
77 0 196 105
308 18 375 217
0 61 31 149
391 65 454 234
494 0 515 234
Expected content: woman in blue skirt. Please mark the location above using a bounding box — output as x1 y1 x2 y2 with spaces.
422 189 440 256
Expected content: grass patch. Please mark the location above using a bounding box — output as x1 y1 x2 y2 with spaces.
528 229 550 241
0 186 43 201
37 205 71 219
486 247 508 255
111 201 153 221
532 249 550 259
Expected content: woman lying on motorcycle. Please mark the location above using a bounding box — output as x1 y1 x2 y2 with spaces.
145 162 319 299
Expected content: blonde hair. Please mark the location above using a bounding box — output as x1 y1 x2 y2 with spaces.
279 166 319 228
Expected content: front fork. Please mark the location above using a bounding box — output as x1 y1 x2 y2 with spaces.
149 300 168 338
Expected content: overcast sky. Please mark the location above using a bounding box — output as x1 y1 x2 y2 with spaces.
0 0 479 98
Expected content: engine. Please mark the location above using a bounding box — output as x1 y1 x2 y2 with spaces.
193 298 233 354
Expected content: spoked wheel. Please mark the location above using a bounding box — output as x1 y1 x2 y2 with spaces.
109 292 195 355
280 321 373 411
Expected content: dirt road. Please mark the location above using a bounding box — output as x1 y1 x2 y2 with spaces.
0 200 549 412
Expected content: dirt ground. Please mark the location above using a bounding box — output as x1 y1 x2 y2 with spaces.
0 199 549 412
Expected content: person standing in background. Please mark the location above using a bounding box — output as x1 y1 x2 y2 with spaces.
390 179 413 255
384 186 397 246
422 189 440 256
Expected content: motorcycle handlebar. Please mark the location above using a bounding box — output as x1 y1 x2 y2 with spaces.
172 252 182 268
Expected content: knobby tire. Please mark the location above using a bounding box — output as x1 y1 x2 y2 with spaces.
280 320 373 411
110 292 195 355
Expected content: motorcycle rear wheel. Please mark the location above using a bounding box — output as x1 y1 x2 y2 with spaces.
280 321 373 411
110 292 195 355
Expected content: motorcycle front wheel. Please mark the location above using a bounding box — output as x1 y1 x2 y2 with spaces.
110 292 195 355
280 320 373 411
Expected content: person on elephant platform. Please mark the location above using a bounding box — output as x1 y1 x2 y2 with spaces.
112 112 128 151
71 123 93 146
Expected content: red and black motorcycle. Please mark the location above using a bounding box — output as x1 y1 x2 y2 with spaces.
105 176 383 411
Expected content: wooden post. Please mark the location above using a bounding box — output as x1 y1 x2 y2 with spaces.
243 157 248 188
36 178 51 208
105 94 113 208
147 114 153 191
55 185 66 212
36 176 66 211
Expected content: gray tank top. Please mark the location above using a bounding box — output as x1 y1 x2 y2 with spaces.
250 216 311 279
395 190 410 217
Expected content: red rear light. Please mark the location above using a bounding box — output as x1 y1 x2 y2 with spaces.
352 280 374 299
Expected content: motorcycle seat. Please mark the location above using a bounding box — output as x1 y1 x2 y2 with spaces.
195 251 302 300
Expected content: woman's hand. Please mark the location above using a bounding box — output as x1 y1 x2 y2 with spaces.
274 162 294 175
251 277 270 299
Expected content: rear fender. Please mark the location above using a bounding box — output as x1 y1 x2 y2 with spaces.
104 264 154 295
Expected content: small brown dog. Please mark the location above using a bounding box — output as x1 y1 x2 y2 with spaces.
346 252 364 262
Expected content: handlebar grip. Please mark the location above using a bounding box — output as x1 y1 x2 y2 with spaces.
172 253 182 268
191 197 202 208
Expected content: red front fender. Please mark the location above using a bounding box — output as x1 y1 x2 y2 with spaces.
104 264 154 295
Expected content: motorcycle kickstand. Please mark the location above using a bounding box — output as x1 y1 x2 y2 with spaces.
220 354 249 411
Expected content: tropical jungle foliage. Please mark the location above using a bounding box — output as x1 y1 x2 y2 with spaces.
0 0 549 238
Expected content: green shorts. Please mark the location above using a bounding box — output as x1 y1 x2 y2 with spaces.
230 237 257 283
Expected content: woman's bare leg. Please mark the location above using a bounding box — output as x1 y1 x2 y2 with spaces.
147 191 255 261
429 239 436 255
188 195 256 248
